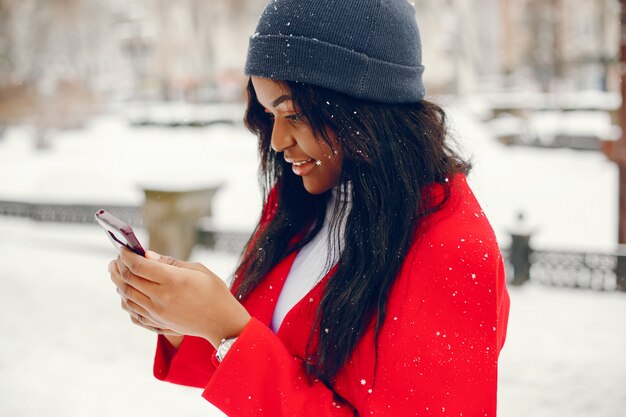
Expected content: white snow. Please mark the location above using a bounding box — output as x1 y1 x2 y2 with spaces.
527 111 620 143
0 103 618 251
0 217 230 417
487 111 621 146
0 217 625 417
444 104 618 252
474 90 621 112
498 285 626 417
0 115 262 231
0 101 624 416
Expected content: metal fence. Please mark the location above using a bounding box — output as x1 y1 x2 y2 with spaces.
530 250 620 291
508 233 626 292
0 199 143 225
0 198 250 254
2 199 625 291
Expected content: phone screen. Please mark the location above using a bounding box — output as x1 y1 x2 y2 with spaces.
95 210 146 256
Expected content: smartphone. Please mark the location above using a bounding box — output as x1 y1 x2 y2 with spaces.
95 209 146 257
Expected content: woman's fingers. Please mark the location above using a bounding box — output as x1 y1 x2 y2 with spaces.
120 247 215 283
116 255 159 295
149 251 212 274
129 314 164 333
119 247 172 284
120 295 151 318
110 259 154 312
109 256 183 337
129 313 181 337
118 285 172 333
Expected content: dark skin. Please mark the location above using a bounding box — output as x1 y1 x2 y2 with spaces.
251 76 342 195
108 248 251 349
108 76 343 350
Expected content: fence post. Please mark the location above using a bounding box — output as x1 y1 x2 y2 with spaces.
509 213 532 286
510 233 532 286
616 245 626 292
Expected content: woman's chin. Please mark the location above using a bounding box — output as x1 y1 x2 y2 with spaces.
302 178 333 195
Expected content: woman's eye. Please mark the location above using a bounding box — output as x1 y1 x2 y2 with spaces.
285 113 304 122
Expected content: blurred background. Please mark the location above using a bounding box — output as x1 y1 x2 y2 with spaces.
0 0 624 416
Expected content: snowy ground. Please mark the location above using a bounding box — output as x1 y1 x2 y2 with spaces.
0 103 624 416
0 217 625 417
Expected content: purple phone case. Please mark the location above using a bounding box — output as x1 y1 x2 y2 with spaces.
95 209 146 256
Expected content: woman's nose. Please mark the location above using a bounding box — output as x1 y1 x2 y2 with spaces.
270 121 296 153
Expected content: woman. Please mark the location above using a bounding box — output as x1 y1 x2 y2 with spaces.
108 0 510 416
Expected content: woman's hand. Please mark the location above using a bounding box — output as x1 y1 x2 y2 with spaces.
108 248 251 349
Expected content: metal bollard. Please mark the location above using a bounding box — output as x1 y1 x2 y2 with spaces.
509 212 532 286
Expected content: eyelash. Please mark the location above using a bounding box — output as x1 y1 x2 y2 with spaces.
264 112 304 123
285 113 303 122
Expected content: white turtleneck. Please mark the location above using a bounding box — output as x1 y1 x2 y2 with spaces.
271 185 350 332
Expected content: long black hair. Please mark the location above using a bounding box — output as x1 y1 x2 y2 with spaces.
234 78 470 387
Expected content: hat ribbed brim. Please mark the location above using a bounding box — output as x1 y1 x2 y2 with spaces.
245 35 425 104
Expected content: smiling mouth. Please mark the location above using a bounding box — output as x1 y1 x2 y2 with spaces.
291 159 313 167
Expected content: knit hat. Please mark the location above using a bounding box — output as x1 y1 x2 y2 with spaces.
245 0 425 103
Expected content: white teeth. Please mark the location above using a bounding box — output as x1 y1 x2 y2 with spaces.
292 159 313 167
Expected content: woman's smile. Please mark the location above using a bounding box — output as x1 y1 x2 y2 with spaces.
285 158 322 176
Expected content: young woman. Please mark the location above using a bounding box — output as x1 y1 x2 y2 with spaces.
108 1 510 416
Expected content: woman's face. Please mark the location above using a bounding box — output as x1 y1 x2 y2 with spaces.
251 76 343 195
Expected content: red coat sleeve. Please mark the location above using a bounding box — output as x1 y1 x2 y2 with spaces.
203 318 356 416
153 334 218 388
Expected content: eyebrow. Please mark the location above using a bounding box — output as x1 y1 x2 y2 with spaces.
271 94 293 108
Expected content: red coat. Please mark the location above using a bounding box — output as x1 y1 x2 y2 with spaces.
153 174 510 416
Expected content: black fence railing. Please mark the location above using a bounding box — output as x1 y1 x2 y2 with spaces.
0 199 143 225
507 233 626 292
530 250 620 291
2 199 625 291
0 198 250 253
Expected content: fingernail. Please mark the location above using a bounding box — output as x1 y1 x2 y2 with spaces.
146 250 161 260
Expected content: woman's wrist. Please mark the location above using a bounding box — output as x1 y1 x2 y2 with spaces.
207 314 251 349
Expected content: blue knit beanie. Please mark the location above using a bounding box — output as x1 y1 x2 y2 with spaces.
245 0 425 103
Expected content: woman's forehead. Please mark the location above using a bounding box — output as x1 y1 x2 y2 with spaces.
252 77 292 107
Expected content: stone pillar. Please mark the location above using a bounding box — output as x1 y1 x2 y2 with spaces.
142 185 221 260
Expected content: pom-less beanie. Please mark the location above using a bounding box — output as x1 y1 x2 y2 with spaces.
245 0 425 103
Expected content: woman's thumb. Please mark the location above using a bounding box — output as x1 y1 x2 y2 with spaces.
147 250 210 273
145 250 162 260
147 251 184 267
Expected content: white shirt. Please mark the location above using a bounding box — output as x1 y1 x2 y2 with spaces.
271 185 350 332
